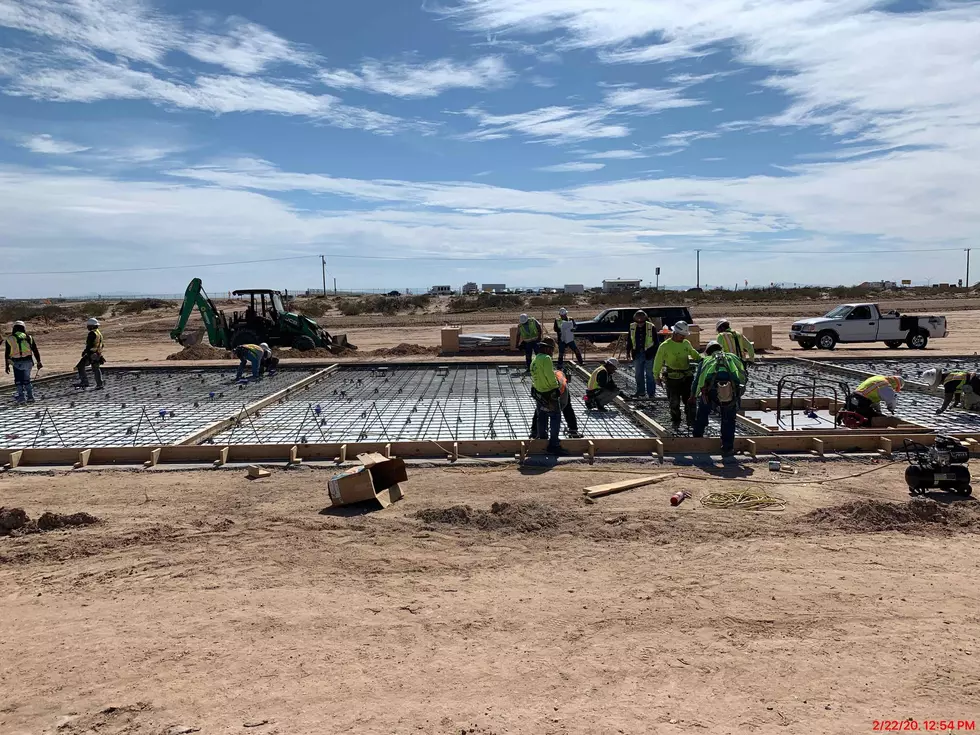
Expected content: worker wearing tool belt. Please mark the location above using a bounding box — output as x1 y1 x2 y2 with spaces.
923 368 980 413
530 361 584 440
75 317 105 389
529 339 567 454
4 320 42 404
585 358 620 410
716 319 755 369
517 313 542 371
692 341 746 457
844 375 903 421
626 310 660 399
652 321 701 431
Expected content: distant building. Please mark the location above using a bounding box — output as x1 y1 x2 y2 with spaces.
462 281 479 294
859 281 898 290
602 279 642 293
564 284 585 294
482 283 506 293
430 285 453 295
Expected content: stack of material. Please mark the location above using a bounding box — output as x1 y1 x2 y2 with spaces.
458 333 512 350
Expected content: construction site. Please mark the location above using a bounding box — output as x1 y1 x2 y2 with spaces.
3 295 980 735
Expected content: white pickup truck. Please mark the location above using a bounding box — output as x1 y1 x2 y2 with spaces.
789 303 948 350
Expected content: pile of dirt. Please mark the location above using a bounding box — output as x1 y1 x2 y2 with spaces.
415 501 573 533
801 499 980 533
0 507 99 536
368 343 440 357
167 344 232 361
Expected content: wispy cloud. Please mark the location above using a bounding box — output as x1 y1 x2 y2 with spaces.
603 86 703 114
659 130 720 150
536 161 605 172
583 149 645 160
20 134 90 154
320 56 512 98
461 106 630 144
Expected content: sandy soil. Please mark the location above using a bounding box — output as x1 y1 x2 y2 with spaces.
1 459 978 734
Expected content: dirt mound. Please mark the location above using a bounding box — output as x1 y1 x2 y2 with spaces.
369 343 439 357
801 499 980 533
0 507 99 536
415 501 572 533
167 344 231 361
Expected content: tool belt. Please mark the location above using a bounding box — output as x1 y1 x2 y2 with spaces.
665 369 693 380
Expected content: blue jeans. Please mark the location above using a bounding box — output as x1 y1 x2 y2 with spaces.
236 354 260 380
11 358 33 401
693 394 738 452
537 408 561 449
522 342 535 370
557 340 583 368
633 355 656 397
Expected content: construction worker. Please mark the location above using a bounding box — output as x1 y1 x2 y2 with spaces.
75 317 104 389
692 340 746 457
517 313 542 371
234 343 269 381
923 368 980 414
585 358 620 410
530 359 584 439
529 339 566 454
844 375 904 421
626 310 660 399
716 319 755 367
553 308 584 368
4 321 42 404
652 321 701 431
258 343 279 376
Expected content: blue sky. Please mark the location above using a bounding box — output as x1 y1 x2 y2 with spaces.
0 0 978 298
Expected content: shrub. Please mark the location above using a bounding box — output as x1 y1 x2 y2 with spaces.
117 298 168 314
448 293 525 313
79 301 106 318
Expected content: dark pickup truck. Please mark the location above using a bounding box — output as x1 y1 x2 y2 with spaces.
572 306 695 343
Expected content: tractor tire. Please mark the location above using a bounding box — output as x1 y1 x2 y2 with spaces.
798 339 815 350
907 330 929 350
884 340 903 349
231 329 261 348
816 330 838 350
293 336 316 351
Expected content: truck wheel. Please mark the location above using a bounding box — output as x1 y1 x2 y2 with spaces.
906 331 929 349
816 331 837 350
798 339 815 350
884 340 903 349
293 336 316 351
231 329 261 348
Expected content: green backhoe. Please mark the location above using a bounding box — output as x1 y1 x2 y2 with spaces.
169 278 354 353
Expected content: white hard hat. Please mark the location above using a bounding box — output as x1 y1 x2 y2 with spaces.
672 320 690 336
519 313 529 324
716 318 731 331
12 320 25 329
605 358 619 368
86 317 100 327
260 342 271 354
705 340 722 354
558 308 568 316
922 368 940 388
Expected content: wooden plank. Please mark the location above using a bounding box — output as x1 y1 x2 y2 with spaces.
247 465 271 479
519 441 527 464
7 450 23 469
744 438 757 458
384 443 391 459
144 447 162 468
74 448 92 469
584 473 676 499
879 436 893 457
811 438 825 457
654 438 665 461
452 442 459 463
586 440 595 465
288 445 302 465
338 444 347 463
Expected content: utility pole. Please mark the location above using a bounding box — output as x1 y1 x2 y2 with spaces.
696 250 701 290
320 255 327 296
966 248 972 289
333 277 337 295
655 266 660 291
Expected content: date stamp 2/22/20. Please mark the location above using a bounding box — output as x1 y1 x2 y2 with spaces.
873 722 976 732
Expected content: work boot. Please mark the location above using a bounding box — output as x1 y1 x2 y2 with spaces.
26 396 35 403
547 446 569 455
73 384 89 389
567 431 584 439
721 448 736 458
671 421 681 432
95 385 105 390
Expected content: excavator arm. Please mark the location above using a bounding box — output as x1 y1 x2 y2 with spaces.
170 278 228 348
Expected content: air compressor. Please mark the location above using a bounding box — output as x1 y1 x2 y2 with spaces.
903 436 972 496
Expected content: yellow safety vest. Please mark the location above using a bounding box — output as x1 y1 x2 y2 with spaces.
630 322 655 351
718 329 748 360
530 353 559 393
519 319 540 341
944 372 970 393
856 376 890 403
5 333 33 359
240 343 263 359
587 365 607 391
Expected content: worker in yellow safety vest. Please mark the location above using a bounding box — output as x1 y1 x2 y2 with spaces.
626 310 661 399
517 313 542 371
529 339 567 454
5 320 43 403
845 375 903 420
235 343 271 381
585 358 621 410
75 317 105 390
715 319 755 367
653 321 702 430
922 368 980 413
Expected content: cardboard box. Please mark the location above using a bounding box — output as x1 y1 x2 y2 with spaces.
440 327 461 354
509 326 519 350
328 453 406 509
688 323 701 350
749 324 772 350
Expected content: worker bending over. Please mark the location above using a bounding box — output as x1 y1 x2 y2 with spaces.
235 343 272 381
692 341 746 457
584 358 620 410
5 320 42 403
75 318 105 390
529 339 566 454
844 375 904 421
530 355 583 440
626 310 660 399
517 313 542 371
923 368 980 414
552 308 584 368
653 321 701 431
715 319 755 368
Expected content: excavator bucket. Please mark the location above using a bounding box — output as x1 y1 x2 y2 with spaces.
328 333 356 353
178 328 205 348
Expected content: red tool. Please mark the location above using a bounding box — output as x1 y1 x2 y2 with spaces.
670 491 690 506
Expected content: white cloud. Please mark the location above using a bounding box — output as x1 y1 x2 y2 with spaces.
320 56 512 98
461 106 630 143
599 40 713 64
20 134 90 155
536 162 605 172
583 149 645 159
659 130 719 149
603 86 703 113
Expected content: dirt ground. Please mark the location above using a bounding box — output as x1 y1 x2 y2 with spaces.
5 298 980 385
1 459 978 734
